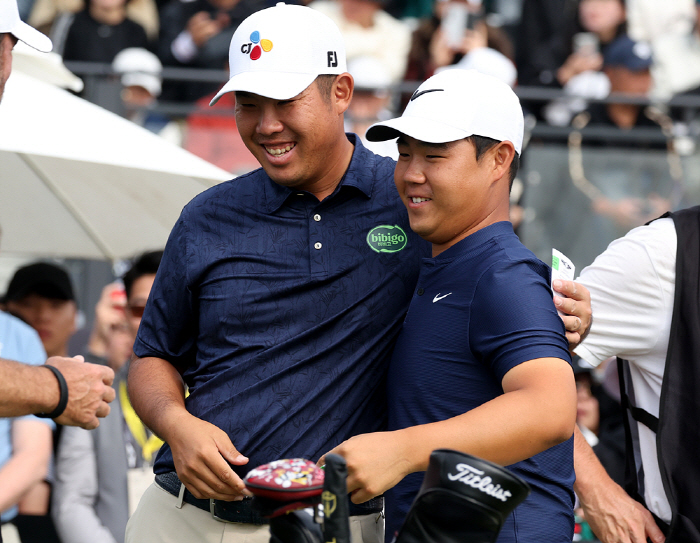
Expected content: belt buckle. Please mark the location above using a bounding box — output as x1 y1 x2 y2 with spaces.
210 499 232 523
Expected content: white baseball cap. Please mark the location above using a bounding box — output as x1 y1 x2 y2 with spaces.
0 0 52 52
113 48 163 97
366 69 524 154
210 2 347 105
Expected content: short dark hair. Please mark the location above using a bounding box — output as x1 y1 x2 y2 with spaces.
465 135 520 189
315 74 337 104
122 250 163 301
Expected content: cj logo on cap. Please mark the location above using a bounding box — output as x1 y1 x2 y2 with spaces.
241 31 273 60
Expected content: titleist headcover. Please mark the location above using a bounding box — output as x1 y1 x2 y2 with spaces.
393 449 531 543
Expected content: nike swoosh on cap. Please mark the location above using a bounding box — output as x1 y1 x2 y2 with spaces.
410 88 444 101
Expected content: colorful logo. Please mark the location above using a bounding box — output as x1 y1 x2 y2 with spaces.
240 30 273 61
366 225 408 253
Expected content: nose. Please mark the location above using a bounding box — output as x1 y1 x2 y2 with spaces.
256 104 284 136
401 158 426 185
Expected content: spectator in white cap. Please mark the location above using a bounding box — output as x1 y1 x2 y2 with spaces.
0 0 51 100
124 6 592 543
322 69 579 543
112 47 175 136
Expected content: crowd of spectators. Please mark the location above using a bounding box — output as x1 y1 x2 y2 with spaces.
13 0 700 123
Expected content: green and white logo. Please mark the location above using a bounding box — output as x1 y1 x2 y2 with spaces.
366 225 408 253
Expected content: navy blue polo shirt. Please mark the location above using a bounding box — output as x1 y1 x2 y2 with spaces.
385 222 574 542
134 135 430 477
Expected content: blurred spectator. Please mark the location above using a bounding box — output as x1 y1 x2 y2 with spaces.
555 0 626 88
29 0 158 43
52 251 164 543
543 0 656 129
157 0 266 102
112 47 182 142
309 0 412 84
50 0 149 63
345 55 398 159
402 0 515 106
514 0 579 87
2 262 78 543
83 282 127 364
626 0 700 99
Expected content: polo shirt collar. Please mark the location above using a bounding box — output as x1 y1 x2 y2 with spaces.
433 221 515 262
260 134 378 213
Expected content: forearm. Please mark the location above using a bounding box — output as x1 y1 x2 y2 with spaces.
0 421 52 511
398 367 575 472
0 359 60 417
127 355 188 441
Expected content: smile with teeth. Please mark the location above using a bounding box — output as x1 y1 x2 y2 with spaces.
265 144 295 156
411 197 431 203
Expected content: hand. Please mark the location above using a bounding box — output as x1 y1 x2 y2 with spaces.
461 22 488 54
167 415 251 501
578 479 665 543
187 11 229 47
552 279 592 349
557 52 603 86
319 431 412 504
48 356 116 430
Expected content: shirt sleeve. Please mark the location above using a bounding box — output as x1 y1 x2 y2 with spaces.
133 211 198 373
574 219 676 367
471 258 572 382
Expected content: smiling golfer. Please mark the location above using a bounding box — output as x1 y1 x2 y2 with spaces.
323 69 578 543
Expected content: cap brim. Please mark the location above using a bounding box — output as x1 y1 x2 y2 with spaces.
210 71 317 106
366 115 470 144
12 21 52 53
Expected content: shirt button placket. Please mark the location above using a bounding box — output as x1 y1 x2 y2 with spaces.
310 212 325 274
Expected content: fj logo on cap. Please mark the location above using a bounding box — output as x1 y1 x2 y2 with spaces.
327 51 338 68
241 31 273 60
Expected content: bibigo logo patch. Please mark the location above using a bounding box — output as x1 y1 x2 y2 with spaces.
241 31 273 61
366 225 407 253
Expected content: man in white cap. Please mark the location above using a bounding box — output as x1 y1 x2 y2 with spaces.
125 5 590 542
322 69 578 543
0 0 51 101
0 1 116 432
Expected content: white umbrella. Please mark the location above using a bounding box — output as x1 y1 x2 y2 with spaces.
0 72 232 261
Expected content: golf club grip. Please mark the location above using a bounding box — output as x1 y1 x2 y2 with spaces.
322 454 352 543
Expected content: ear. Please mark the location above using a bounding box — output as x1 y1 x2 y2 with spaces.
490 141 515 183
333 73 354 115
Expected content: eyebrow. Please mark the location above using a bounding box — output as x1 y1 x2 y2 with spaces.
396 136 450 151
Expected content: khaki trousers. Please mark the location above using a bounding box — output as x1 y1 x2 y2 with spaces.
125 482 384 543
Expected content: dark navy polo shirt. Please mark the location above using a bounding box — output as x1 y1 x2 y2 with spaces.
385 221 574 542
134 135 430 477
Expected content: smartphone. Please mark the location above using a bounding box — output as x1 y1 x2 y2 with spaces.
573 32 599 57
441 3 469 48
